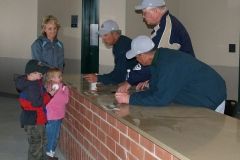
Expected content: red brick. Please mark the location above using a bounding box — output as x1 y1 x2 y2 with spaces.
100 144 109 159
116 121 127 134
97 129 106 143
90 145 98 159
108 151 118 160
155 145 172 160
127 153 138 160
97 152 106 160
109 126 119 142
77 132 83 145
120 133 130 150
116 143 127 159
90 123 98 136
83 116 91 129
83 97 91 108
85 109 93 122
130 141 144 160
74 101 81 111
85 129 92 143
100 119 110 134
77 93 84 103
140 136 154 153
93 114 101 128
145 151 158 160
92 136 100 150
98 108 107 120
128 128 139 143
83 139 90 151
69 96 75 107
107 114 116 126
106 136 116 152
90 104 98 112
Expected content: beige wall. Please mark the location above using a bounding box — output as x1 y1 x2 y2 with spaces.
178 0 240 67
38 0 82 60
99 0 126 67
0 0 38 59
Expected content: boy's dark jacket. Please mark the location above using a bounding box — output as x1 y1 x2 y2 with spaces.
15 75 51 126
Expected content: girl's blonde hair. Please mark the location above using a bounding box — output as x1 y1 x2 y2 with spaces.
45 68 62 83
41 15 61 36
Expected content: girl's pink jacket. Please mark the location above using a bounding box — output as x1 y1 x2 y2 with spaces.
46 83 69 120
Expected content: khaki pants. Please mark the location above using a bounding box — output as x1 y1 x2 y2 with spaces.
24 125 47 160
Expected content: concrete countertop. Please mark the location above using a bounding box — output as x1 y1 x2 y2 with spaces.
64 76 240 160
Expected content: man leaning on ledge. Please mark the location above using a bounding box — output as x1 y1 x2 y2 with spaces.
115 35 226 114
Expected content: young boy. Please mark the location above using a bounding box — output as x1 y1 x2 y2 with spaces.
15 59 54 160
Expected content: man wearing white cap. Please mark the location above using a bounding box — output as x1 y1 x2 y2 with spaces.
83 20 137 85
115 36 226 113
117 0 195 92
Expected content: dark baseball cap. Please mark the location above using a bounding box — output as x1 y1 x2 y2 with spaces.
25 59 49 74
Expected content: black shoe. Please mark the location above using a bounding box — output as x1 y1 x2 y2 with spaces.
46 155 58 160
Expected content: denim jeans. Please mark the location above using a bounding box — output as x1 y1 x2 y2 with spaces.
46 119 62 152
24 125 47 160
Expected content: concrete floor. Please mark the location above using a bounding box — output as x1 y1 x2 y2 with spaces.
0 96 66 160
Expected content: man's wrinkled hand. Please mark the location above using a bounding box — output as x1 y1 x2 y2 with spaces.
115 92 130 104
83 74 97 83
117 81 131 93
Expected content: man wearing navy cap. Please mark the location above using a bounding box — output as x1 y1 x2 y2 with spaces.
83 20 137 85
115 36 226 113
117 0 195 92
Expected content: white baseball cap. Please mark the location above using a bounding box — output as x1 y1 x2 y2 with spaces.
126 35 155 59
135 0 166 10
98 20 120 36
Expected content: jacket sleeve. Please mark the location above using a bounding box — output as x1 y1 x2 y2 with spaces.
97 66 126 85
43 92 51 105
31 40 43 61
19 98 42 111
97 53 127 85
129 65 187 106
127 65 151 85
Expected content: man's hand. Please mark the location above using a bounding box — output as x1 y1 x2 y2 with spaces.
83 74 97 83
136 80 149 91
117 81 131 93
115 92 130 104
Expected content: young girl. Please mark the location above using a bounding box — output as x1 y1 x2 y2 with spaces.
45 68 69 159
31 15 64 70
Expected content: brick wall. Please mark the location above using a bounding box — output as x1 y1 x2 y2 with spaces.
59 87 181 160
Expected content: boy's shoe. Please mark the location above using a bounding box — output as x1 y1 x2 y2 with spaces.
46 155 58 160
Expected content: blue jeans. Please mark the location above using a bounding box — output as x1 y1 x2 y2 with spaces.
46 119 62 152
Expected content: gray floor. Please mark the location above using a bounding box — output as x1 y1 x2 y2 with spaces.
0 96 66 160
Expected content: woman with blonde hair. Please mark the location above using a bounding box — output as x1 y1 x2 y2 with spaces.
31 15 64 70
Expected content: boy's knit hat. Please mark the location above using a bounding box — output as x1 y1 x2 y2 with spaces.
25 59 49 74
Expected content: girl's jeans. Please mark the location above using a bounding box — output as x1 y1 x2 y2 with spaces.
46 119 62 153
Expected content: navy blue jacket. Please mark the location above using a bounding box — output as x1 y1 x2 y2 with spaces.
130 48 226 110
98 35 138 85
31 36 64 70
127 11 194 85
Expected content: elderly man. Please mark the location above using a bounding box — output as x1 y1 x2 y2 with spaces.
115 36 226 113
83 20 137 85
117 0 195 92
